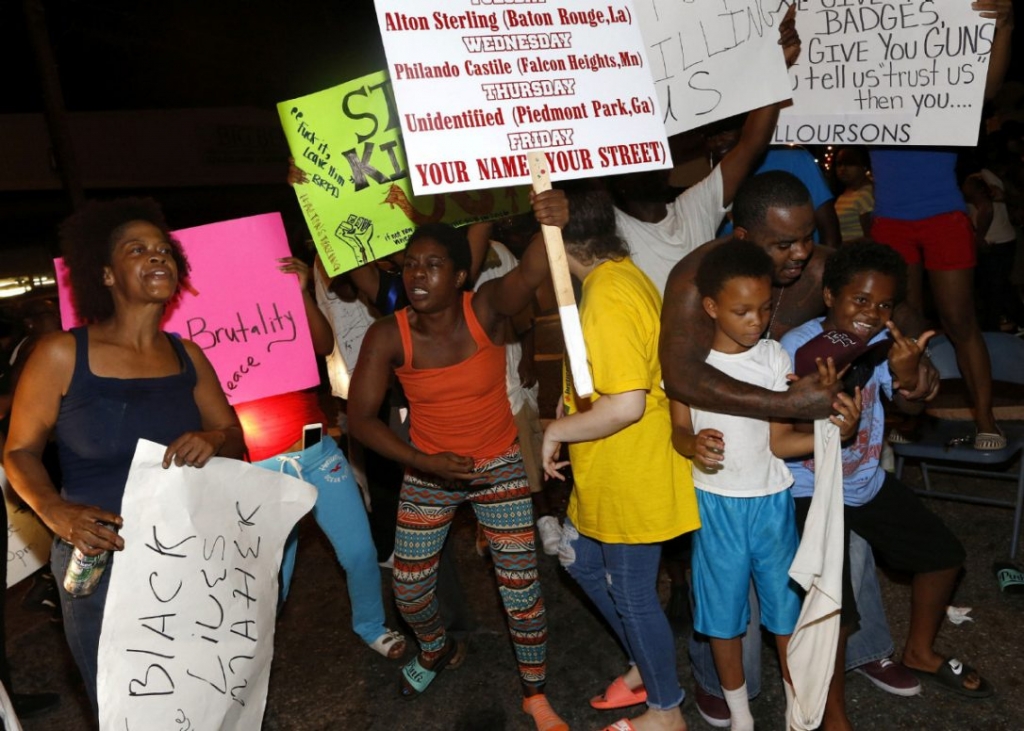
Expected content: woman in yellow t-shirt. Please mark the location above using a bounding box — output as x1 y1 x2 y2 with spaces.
542 190 699 731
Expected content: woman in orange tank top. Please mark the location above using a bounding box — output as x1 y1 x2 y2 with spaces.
348 189 569 731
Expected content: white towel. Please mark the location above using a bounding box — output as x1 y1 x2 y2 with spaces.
0 681 24 731
787 420 845 730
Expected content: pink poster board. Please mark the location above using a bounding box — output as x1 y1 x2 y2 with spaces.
56 212 318 405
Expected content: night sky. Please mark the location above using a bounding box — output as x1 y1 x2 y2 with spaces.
3 0 386 113
1 1 395 267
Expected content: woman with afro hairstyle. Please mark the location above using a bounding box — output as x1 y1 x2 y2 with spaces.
3 198 244 716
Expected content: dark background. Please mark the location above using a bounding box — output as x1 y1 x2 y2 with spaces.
0 0 389 269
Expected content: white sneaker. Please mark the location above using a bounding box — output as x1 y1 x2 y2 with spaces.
536 516 563 556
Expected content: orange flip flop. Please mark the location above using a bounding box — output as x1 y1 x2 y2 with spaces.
590 676 648 710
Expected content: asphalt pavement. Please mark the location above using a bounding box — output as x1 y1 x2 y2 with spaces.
5 466 1024 731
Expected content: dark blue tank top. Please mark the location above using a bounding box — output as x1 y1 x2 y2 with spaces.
56 327 202 514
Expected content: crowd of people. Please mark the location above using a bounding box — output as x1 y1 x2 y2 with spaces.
0 1 1021 729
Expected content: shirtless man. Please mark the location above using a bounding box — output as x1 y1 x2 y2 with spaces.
661 171 939 727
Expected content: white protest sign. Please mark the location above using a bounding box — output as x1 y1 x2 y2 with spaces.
373 0 671 195
1 465 52 588
778 0 994 146
97 440 316 730
635 0 793 137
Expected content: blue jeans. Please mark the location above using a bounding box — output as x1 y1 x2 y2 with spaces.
253 437 388 646
560 518 684 711
53 538 108 718
691 531 893 698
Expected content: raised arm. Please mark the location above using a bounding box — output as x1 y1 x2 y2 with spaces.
476 189 567 325
719 104 780 209
660 248 839 419
718 3 801 207
281 256 335 356
466 221 494 285
978 0 1014 100
3 333 124 556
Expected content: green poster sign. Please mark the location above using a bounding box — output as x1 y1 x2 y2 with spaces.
278 71 529 277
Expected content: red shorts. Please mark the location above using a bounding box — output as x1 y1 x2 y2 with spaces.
871 211 976 271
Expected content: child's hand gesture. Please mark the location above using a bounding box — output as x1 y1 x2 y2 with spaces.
886 321 935 394
813 355 850 387
788 355 851 389
692 429 725 471
830 387 862 440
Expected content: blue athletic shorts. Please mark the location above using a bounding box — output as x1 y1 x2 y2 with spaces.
692 489 802 638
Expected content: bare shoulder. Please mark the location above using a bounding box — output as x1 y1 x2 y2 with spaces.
366 312 399 339
178 337 205 359
363 314 403 360
177 337 216 370
665 237 727 298
27 331 77 372
16 331 77 398
808 244 833 276
797 245 831 294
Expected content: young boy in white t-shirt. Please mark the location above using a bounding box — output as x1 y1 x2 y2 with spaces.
671 239 859 730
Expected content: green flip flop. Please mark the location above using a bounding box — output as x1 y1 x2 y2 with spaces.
399 639 465 699
994 562 1024 594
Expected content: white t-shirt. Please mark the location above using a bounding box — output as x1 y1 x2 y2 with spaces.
689 339 795 497
614 165 727 294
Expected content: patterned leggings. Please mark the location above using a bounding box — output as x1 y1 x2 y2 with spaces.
393 443 547 686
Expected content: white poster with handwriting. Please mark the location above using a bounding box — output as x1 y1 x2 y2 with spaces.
374 0 671 195
1 466 52 588
635 0 793 137
778 0 994 146
96 440 316 731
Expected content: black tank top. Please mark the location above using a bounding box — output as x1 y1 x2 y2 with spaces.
56 327 202 514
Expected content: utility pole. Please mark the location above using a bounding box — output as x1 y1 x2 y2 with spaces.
23 0 85 213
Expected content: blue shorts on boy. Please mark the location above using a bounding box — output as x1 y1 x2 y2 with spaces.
693 490 800 637
689 339 802 639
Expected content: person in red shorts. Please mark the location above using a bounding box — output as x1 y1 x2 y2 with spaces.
869 0 1015 451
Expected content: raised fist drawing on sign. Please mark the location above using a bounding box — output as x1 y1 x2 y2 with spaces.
334 214 377 266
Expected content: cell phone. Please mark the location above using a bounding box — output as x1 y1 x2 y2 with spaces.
302 423 323 450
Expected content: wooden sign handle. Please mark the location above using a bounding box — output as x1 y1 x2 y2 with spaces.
526 152 594 398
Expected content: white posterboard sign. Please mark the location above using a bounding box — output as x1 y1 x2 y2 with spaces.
634 0 793 137
1 465 52 588
778 0 994 146
374 0 671 195
97 440 316 731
